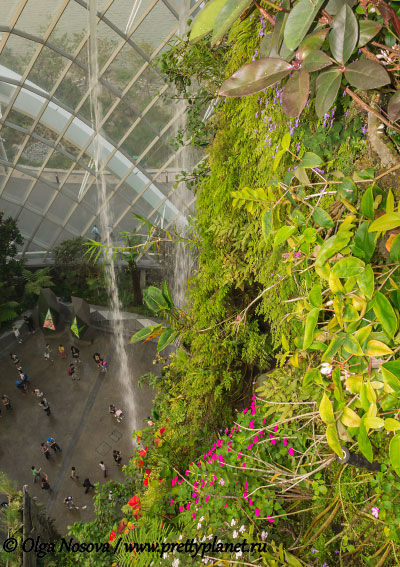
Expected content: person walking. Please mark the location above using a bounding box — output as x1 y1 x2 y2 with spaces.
64 496 85 510
2 395 12 410
39 398 51 416
113 450 122 466
40 475 51 491
70 466 79 480
99 461 107 478
58 344 67 359
32 389 43 399
44 345 52 362
47 437 62 453
71 345 80 363
23 315 35 333
31 466 41 484
12 326 22 344
55 174 60 185
99 359 108 373
18 369 29 384
83 478 95 494
109 404 116 415
16 380 27 395
115 409 124 423
10 353 19 365
67 363 79 380
93 353 101 367
41 443 51 460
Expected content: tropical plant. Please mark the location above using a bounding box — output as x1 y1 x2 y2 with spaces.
118 234 143 306
22 267 54 295
0 282 19 324
0 211 23 284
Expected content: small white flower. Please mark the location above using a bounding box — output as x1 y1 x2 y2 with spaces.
197 522 202 530
235 550 243 558
232 530 238 538
239 525 245 533
208 534 213 540
219 478 225 486
178 535 183 541
230 519 237 527
261 531 268 540
199 516 204 522
326 300 333 306
163 553 167 559
320 363 333 376
172 559 180 567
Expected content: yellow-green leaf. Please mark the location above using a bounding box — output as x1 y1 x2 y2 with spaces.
385 418 400 431
341 407 361 427
326 423 344 457
319 392 335 424
364 416 384 429
365 340 394 356
189 0 228 43
389 435 400 477
303 307 320 349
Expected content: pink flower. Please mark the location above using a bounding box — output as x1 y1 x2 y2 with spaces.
224 428 228 434
288 448 294 456
218 454 224 464
244 481 248 490
371 507 380 518
170 498 174 506
224 504 227 508
255 508 260 517
205 496 210 503
284 438 288 447
242 462 246 469
192 512 196 520
253 436 259 443
179 505 184 512
243 408 248 414
247 444 253 451
249 420 255 429
185 470 190 475
262 418 267 425
270 438 276 445
267 516 275 523
243 492 248 499
172 476 178 487
273 426 278 432
237 452 242 459
249 498 253 505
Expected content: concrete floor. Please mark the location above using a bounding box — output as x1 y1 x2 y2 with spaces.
0 328 156 534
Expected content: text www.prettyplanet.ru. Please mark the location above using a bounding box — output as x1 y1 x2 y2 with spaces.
2 536 268 558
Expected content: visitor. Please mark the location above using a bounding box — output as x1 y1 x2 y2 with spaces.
71 345 80 363
99 461 107 478
47 437 62 453
91 225 101 241
12 326 22 344
16 380 27 395
44 345 52 362
58 344 67 359
39 398 51 416
93 353 101 366
2 395 12 410
32 389 44 399
10 353 19 365
23 315 35 333
41 443 51 460
83 478 95 494
67 363 79 380
115 409 124 423
109 404 116 415
70 466 79 480
99 359 108 372
31 466 41 484
55 174 60 185
113 450 122 466
18 369 29 384
40 475 51 491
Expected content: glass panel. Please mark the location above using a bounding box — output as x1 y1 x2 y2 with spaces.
46 152 76 173
145 95 176 133
0 0 20 29
124 64 163 113
27 46 71 93
66 205 93 234
15 0 65 38
0 123 28 163
143 120 177 169
21 137 52 167
0 34 36 75
102 42 146 92
25 181 57 212
47 1 88 53
47 192 75 223
6 109 35 130
2 171 32 204
129 1 178 57
97 21 121 69
105 0 151 32
53 63 87 109
17 207 42 234
120 119 158 162
106 192 130 225
102 99 140 143
34 218 59 246
0 198 21 219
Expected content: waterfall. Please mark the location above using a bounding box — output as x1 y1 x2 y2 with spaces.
87 0 136 435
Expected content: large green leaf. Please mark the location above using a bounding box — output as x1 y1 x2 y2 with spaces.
389 234 400 262
385 418 400 432
332 257 365 278
282 70 310 117
353 222 376 263
129 324 163 345
144 286 170 313
322 335 345 361
341 407 361 427
365 339 393 356
358 19 382 47
284 0 325 51
326 423 344 457
262 210 273 242
388 91 400 122
309 284 322 308
358 419 373 462
389 435 400 477
312 207 335 228
343 335 363 356
299 152 324 168
329 4 358 64
316 231 352 266
303 307 320 349
157 327 178 353
162 280 174 310
303 50 332 72
373 291 397 339
273 225 297 247
211 0 253 45
189 0 228 43
361 185 374 220
319 392 335 423
337 177 357 203
219 58 291 97
381 364 400 392
356 264 374 299
369 212 400 232
344 60 391 90
315 68 342 118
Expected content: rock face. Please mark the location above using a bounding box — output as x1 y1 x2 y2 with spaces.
23 488 59 567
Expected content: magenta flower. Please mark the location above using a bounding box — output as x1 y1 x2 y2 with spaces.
273 426 278 432
371 507 380 518
170 498 174 506
205 496 210 503
249 420 255 429
267 516 275 523
244 481 248 490
288 448 294 456
242 462 246 469
186 503 190 510
192 512 196 520
249 498 253 505
262 418 267 425
284 438 288 447
179 505 184 512
255 508 260 517
247 444 254 451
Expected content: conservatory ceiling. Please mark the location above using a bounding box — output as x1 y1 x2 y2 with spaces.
0 0 199 262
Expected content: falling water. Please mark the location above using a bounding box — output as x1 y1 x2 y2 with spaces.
88 0 136 434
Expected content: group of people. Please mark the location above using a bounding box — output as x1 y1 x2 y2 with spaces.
7 318 127 510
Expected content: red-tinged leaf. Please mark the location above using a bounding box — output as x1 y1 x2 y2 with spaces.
344 59 391 90
377 1 400 38
284 0 325 51
388 91 400 122
358 19 382 47
315 68 342 118
329 4 358 64
303 50 333 72
219 58 291 97
282 70 310 117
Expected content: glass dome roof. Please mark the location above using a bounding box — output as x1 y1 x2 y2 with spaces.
0 0 199 263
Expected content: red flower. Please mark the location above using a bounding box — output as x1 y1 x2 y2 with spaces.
128 495 141 508
154 437 161 447
118 520 127 533
145 469 151 476
109 530 116 542
159 428 166 435
143 478 149 487
139 446 148 457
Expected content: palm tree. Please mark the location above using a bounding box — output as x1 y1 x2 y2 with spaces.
22 267 54 296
